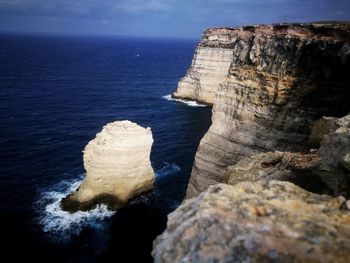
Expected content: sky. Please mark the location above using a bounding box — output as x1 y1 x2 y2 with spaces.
0 0 349 38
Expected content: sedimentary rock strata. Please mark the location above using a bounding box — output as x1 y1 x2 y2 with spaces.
172 42 234 105
153 181 350 263
185 22 350 197
61 121 155 212
224 151 328 193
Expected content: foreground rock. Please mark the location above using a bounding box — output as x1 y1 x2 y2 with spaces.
61 121 155 212
153 181 350 263
185 22 350 197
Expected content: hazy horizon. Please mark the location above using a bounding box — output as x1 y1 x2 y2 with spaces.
1 0 349 39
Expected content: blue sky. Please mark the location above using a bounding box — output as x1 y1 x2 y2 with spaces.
0 0 349 38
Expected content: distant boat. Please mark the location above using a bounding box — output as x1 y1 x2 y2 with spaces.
134 54 140 57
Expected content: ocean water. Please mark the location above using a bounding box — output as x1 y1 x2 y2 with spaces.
0 34 211 262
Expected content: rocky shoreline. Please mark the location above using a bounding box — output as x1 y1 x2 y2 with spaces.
175 22 350 198
153 22 350 262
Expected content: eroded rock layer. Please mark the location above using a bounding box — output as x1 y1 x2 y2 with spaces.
186 22 350 197
172 46 233 105
153 181 350 263
61 121 155 212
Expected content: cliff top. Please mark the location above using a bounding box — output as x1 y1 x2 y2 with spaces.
203 21 350 41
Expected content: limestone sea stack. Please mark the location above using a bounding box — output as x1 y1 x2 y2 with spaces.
183 22 350 198
61 121 155 212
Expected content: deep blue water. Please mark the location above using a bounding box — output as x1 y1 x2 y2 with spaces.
0 34 211 262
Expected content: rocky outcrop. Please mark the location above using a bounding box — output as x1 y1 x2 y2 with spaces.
224 151 328 192
61 121 155 212
153 181 350 263
223 114 350 198
309 116 338 147
319 114 350 172
186 22 350 197
172 31 234 105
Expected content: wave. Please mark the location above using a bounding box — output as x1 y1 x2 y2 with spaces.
155 162 181 178
36 163 181 243
35 176 115 243
162 94 207 107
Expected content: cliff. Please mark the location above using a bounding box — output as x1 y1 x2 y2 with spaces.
153 113 350 262
61 121 155 212
183 22 350 197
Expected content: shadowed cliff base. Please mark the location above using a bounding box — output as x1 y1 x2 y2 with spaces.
175 21 350 198
61 193 124 212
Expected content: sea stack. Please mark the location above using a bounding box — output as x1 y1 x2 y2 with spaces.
61 120 155 212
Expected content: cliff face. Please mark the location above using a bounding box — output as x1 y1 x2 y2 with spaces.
185 22 350 197
172 31 234 104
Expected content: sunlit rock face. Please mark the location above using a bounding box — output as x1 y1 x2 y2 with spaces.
172 45 234 105
153 181 350 263
185 22 350 197
61 121 155 212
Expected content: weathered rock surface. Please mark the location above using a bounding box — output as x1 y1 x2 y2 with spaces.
224 151 329 193
309 116 338 147
319 114 350 172
172 34 234 105
186 22 350 197
61 121 155 212
153 181 350 263
224 114 350 197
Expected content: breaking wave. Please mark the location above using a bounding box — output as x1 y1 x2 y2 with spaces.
162 94 207 107
35 163 181 243
155 162 181 178
35 176 115 243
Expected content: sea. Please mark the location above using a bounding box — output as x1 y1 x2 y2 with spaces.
0 34 212 262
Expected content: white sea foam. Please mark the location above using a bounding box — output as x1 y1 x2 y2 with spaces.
155 162 181 178
36 163 181 243
36 176 115 243
162 94 207 107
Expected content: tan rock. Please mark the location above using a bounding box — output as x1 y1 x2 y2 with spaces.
319 114 350 171
153 181 350 263
309 116 338 147
173 46 234 105
223 151 328 190
61 121 155 212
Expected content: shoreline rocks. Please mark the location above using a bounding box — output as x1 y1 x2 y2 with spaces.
61 121 155 212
